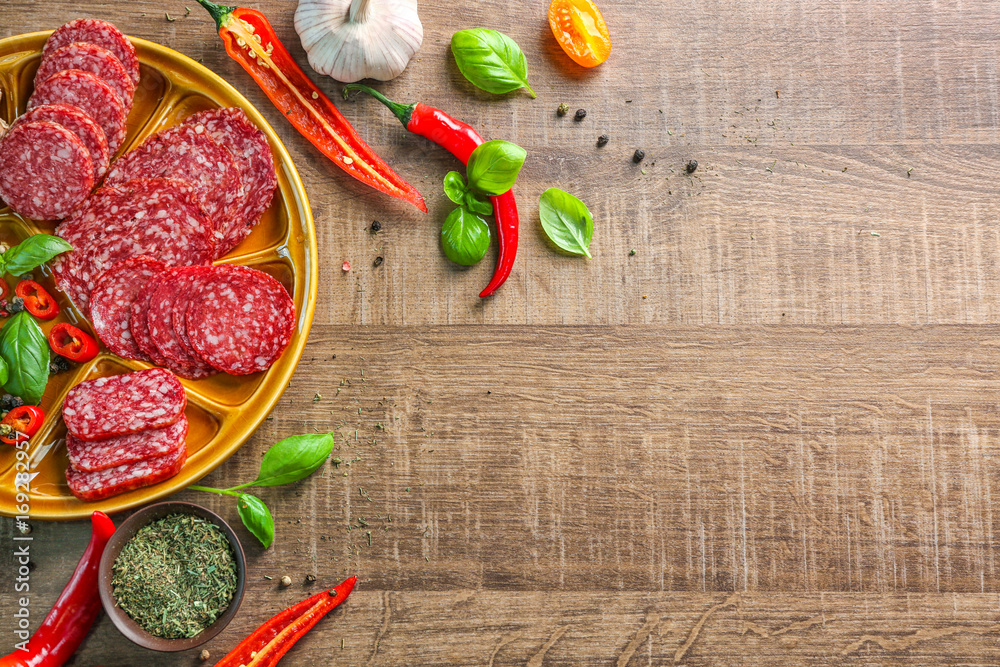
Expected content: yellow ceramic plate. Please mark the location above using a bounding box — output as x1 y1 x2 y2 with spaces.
0 32 317 519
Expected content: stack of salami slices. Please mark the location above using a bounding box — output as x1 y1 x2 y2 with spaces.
51 107 278 316
62 368 188 501
0 19 137 220
89 258 295 379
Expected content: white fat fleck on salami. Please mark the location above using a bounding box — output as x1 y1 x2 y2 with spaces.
89 255 166 361
66 442 186 502
186 265 295 375
62 368 186 442
43 19 140 86
29 69 127 152
181 108 277 256
35 42 135 113
0 120 93 221
67 417 187 473
52 178 215 315
104 125 243 243
11 103 109 182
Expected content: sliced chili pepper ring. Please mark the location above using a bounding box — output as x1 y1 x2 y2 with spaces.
1 405 44 445
15 279 59 319
48 322 100 363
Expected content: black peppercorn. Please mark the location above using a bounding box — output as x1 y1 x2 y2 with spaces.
574 108 587 121
596 134 609 147
557 103 569 116
373 256 384 268
370 220 381 233
7 297 25 314
633 149 645 163
49 356 71 376
685 160 698 174
0 394 23 411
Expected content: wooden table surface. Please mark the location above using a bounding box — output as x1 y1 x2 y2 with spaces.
4 0 1000 664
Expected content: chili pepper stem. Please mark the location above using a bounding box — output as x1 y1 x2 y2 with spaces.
343 84 415 127
196 0 236 28
188 484 242 497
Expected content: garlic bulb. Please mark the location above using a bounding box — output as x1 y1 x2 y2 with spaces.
294 0 422 83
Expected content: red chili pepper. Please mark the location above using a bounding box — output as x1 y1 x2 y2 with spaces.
0 511 115 667
47 323 99 363
14 281 58 320
344 84 518 298
214 576 356 667
0 405 44 446
196 0 426 212
0 281 10 300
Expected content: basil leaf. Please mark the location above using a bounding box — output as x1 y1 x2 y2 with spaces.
250 432 334 487
466 140 526 196
0 311 49 405
463 191 494 216
3 234 73 277
237 494 275 549
441 207 491 266
443 171 467 205
0 356 9 388
451 29 536 98
539 188 594 258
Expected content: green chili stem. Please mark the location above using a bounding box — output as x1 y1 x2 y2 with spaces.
196 0 235 29
343 83 416 128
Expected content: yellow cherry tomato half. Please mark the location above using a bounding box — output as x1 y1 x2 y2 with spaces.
548 0 611 68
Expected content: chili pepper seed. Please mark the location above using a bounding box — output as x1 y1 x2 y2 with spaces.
633 149 646 163
597 134 609 147
574 108 587 121
685 160 699 174
557 103 569 116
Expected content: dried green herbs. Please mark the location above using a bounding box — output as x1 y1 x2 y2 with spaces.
111 513 237 639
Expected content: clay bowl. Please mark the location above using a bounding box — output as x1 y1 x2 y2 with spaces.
98 501 246 651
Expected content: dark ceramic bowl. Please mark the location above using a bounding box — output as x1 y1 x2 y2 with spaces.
98 501 246 651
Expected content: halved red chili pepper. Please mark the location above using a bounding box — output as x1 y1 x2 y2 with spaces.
214 576 356 667
344 84 519 298
48 323 99 363
0 280 10 301
0 405 44 445
196 0 426 212
0 512 116 667
15 280 58 320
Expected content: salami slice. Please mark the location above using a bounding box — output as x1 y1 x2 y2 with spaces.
36 42 135 113
89 256 166 361
43 19 139 86
103 124 243 245
52 178 215 314
62 368 186 442
186 265 295 375
29 69 127 152
0 120 93 221
182 108 277 255
66 416 187 473
11 103 109 181
147 266 218 371
66 442 187 502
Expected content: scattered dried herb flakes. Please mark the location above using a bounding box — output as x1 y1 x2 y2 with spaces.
111 513 237 639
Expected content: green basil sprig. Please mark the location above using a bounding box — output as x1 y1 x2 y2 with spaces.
189 432 334 548
539 188 594 258
0 311 50 405
0 234 73 277
451 29 536 98
441 207 491 266
444 171 493 216
466 141 526 196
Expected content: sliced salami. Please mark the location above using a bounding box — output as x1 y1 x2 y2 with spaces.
130 281 173 367
146 266 218 372
53 178 215 314
103 124 243 245
182 108 277 255
66 442 187 502
0 120 93 221
36 42 135 113
62 368 186 442
186 265 295 375
11 103 109 181
29 69 127 152
66 417 187 473
89 256 166 361
43 19 139 86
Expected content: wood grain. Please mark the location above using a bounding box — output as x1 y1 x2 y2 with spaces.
4 0 1000 664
